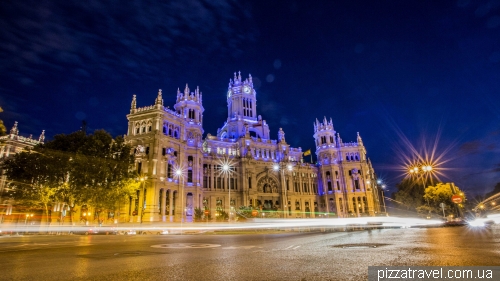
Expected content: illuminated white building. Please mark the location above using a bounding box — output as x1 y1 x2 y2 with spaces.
0 122 45 215
124 72 382 222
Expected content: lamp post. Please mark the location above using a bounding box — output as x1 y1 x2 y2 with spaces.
139 176 147 223
376 179 388 216
273 162 293 218
222 163 232 221
381 184 387 215
175 169 185 223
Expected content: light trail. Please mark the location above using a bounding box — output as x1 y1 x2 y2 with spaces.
0 217 446 235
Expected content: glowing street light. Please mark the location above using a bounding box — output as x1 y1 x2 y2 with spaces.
174 169 185 223
138 176 147 223
221 162 232 221
272 161 294 218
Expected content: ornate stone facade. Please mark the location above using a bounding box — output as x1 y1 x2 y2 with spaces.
124 72 382 222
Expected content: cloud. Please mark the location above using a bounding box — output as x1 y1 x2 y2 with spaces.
0 0 257 84
459 140 481 154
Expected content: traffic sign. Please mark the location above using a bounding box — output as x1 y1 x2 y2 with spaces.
451 195 462 204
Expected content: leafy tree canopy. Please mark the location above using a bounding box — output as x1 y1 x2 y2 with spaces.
0 107 6 136
418 182 465 217
3 129 137 216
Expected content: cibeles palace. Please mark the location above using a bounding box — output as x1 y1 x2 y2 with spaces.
126 72 382 222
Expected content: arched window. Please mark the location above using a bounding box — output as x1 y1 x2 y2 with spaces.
167 163 172 178
136 128 140 134
355 153 359 161
346 154 349 161
163 126 167 134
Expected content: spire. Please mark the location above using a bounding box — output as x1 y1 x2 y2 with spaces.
131 94 137 107
184 84 190 99
39 130 45 143
238 71 242 81
357 132 363 146
155 89 163 106
234 72 237 82
249 73 253 83
10 121 18 135
278 127 286 143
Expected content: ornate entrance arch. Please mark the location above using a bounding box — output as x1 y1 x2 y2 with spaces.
257 176 279 193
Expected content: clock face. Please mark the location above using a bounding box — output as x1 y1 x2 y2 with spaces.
243 86 251 93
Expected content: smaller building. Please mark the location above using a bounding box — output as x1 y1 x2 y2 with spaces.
0 122 45 219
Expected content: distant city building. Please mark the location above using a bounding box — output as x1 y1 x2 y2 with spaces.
124 72 383 222
0 122 45 216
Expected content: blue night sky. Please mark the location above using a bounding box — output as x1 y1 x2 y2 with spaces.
1 0 499 196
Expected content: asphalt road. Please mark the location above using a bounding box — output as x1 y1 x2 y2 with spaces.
1 226 499 281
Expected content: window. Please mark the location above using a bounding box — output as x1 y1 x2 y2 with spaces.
137 162 142 174
188 170 193 183
145 147 149 155
337 181 340 190
354 179 360 190
167 164 172 178
136 128 140 134
248 177 252 189
148 126 152 132
163 126 167 134
327 181 332 192
162 148 166 156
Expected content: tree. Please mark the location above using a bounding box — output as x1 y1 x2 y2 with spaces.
2 129 137 224
2 149 70 224
419 183 465 217
0 107 6 136
392 178 427 212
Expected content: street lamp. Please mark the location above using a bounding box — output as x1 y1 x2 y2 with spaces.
273 161 293 218
381 184 388 216
221 163 232 221
174 169 185 223
139 176 147 223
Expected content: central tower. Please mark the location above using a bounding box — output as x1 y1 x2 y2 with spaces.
217 72 270 140
227 71 257 121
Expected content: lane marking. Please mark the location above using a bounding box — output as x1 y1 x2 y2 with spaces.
151 243 221 249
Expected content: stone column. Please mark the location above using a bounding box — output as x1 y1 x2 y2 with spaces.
168 189 174 222
161 188 166 221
